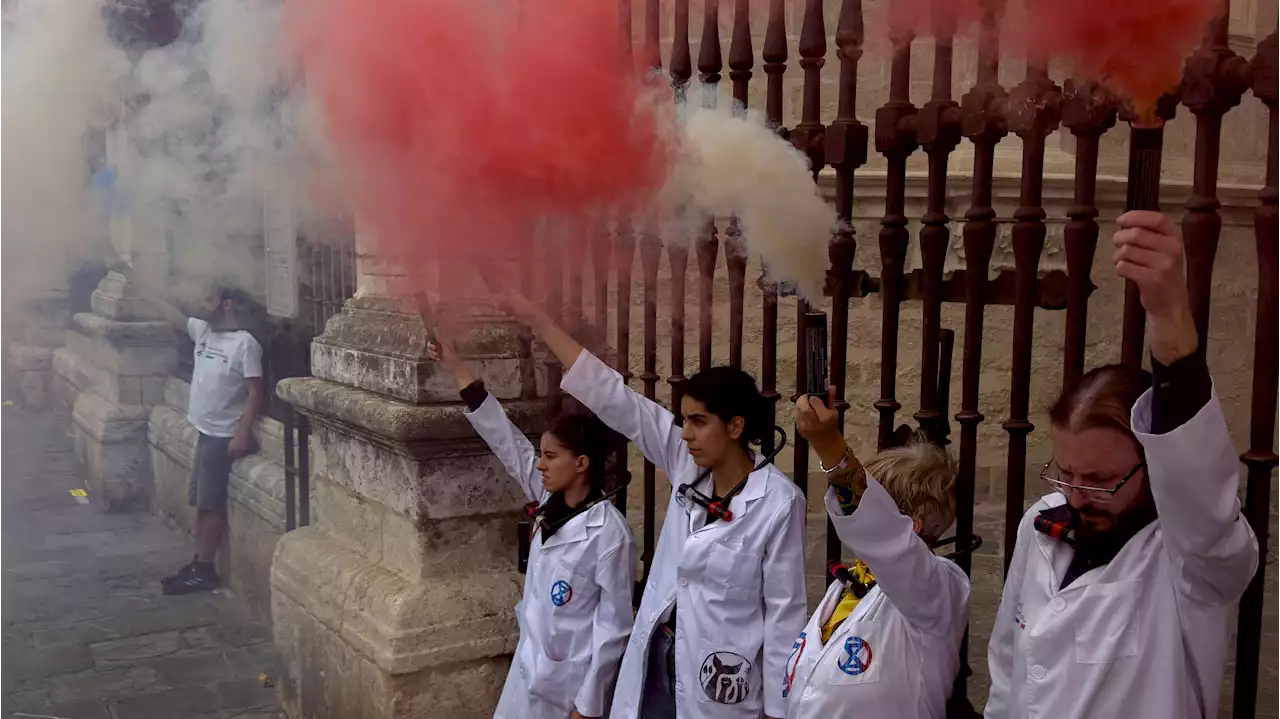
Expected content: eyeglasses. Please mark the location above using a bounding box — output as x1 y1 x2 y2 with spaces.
1040 458 1146 502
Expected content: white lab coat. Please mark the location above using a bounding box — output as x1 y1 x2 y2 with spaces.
985 387 1258 719
466 394 637 719
562 350 808 719
784 477 970 719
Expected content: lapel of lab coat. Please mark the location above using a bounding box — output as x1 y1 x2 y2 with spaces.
1033 495 1078 590
540 501 607 550
1032 493 1162 592
685 453 772 536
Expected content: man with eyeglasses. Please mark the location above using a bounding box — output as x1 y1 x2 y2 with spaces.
984 211 1258 719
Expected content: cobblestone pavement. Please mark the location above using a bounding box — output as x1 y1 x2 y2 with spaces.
2 408 281 719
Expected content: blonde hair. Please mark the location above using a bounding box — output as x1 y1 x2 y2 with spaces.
864 437 958 543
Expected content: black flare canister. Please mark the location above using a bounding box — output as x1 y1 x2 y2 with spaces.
803 311 828 398
1126 123 1165 212
516 520 531 574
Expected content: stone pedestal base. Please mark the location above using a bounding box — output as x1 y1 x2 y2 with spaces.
51 272 177 511
70 392 152 511
5 290 72 408
272 353 537 719
9 344 55 408
272 514 517 719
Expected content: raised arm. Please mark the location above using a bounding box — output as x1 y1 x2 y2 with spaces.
502 288 586 373
561 349 694 483
797 390 968 636
465 394 545 503
432 341 543 502
501 289 694 480
112 263 188 330
1113 211 1258 604
1134 377 1257 604
796 388 867 512
825 479 969 636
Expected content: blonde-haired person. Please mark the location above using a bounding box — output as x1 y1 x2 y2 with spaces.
781 388 970 719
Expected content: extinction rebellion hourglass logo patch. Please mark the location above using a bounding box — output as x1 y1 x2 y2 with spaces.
837 636 873 676
700 652 751 704
549 580 573 607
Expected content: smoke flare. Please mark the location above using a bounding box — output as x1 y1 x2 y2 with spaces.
662 104 835 301
886 0 1214 113
288 0 672 297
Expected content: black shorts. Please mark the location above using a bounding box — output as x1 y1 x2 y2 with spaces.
189 433 235 511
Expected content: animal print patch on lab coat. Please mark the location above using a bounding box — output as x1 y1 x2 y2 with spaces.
700 652 751 704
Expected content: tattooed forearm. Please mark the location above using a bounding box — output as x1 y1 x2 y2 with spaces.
827 449 867 515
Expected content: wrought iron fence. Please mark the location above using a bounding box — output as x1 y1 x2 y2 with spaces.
529 0 1275 714
263 237 356 530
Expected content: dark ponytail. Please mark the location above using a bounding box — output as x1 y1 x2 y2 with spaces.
546 412 611 492
683 367 771 449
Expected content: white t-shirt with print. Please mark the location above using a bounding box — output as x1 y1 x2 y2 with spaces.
187 318 264 438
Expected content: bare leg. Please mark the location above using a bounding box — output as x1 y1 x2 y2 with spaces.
194 510 225 563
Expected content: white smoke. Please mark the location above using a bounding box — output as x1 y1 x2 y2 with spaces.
2 0 331 311
1 0 129 302
116 0 327 302
656 101 835 301
2 0 829 315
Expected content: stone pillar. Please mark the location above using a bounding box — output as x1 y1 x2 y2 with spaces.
8 289 74 409
52 270 177 511
271 245 537 718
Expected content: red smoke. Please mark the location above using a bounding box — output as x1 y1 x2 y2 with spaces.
1028 0 1213 112
287 0 671 296
887 0 1215 114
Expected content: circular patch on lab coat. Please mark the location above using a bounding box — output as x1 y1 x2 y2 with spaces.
699 652 752 704
549 580 573 607
837 636 873 676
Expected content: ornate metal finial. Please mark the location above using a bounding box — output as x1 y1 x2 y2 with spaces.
697 0 722 92
671 0 693 98
727 0 753 109
103 0 182 53
762 0 788 131
791 0 828 174
826 0 868 174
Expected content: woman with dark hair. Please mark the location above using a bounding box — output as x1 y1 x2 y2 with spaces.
501 288 807 719
429 339 635 719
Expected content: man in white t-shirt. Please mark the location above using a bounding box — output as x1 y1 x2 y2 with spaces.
126 271 265 594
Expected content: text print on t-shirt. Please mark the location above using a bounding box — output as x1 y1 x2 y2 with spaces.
187 318 263 438
196 339 230 364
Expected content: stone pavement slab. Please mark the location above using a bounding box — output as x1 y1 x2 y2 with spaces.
2 407 281 719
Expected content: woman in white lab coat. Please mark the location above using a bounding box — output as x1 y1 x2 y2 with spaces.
501 289 807 719
984 211 1258 719
430 340 636 719
784 389 970 719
